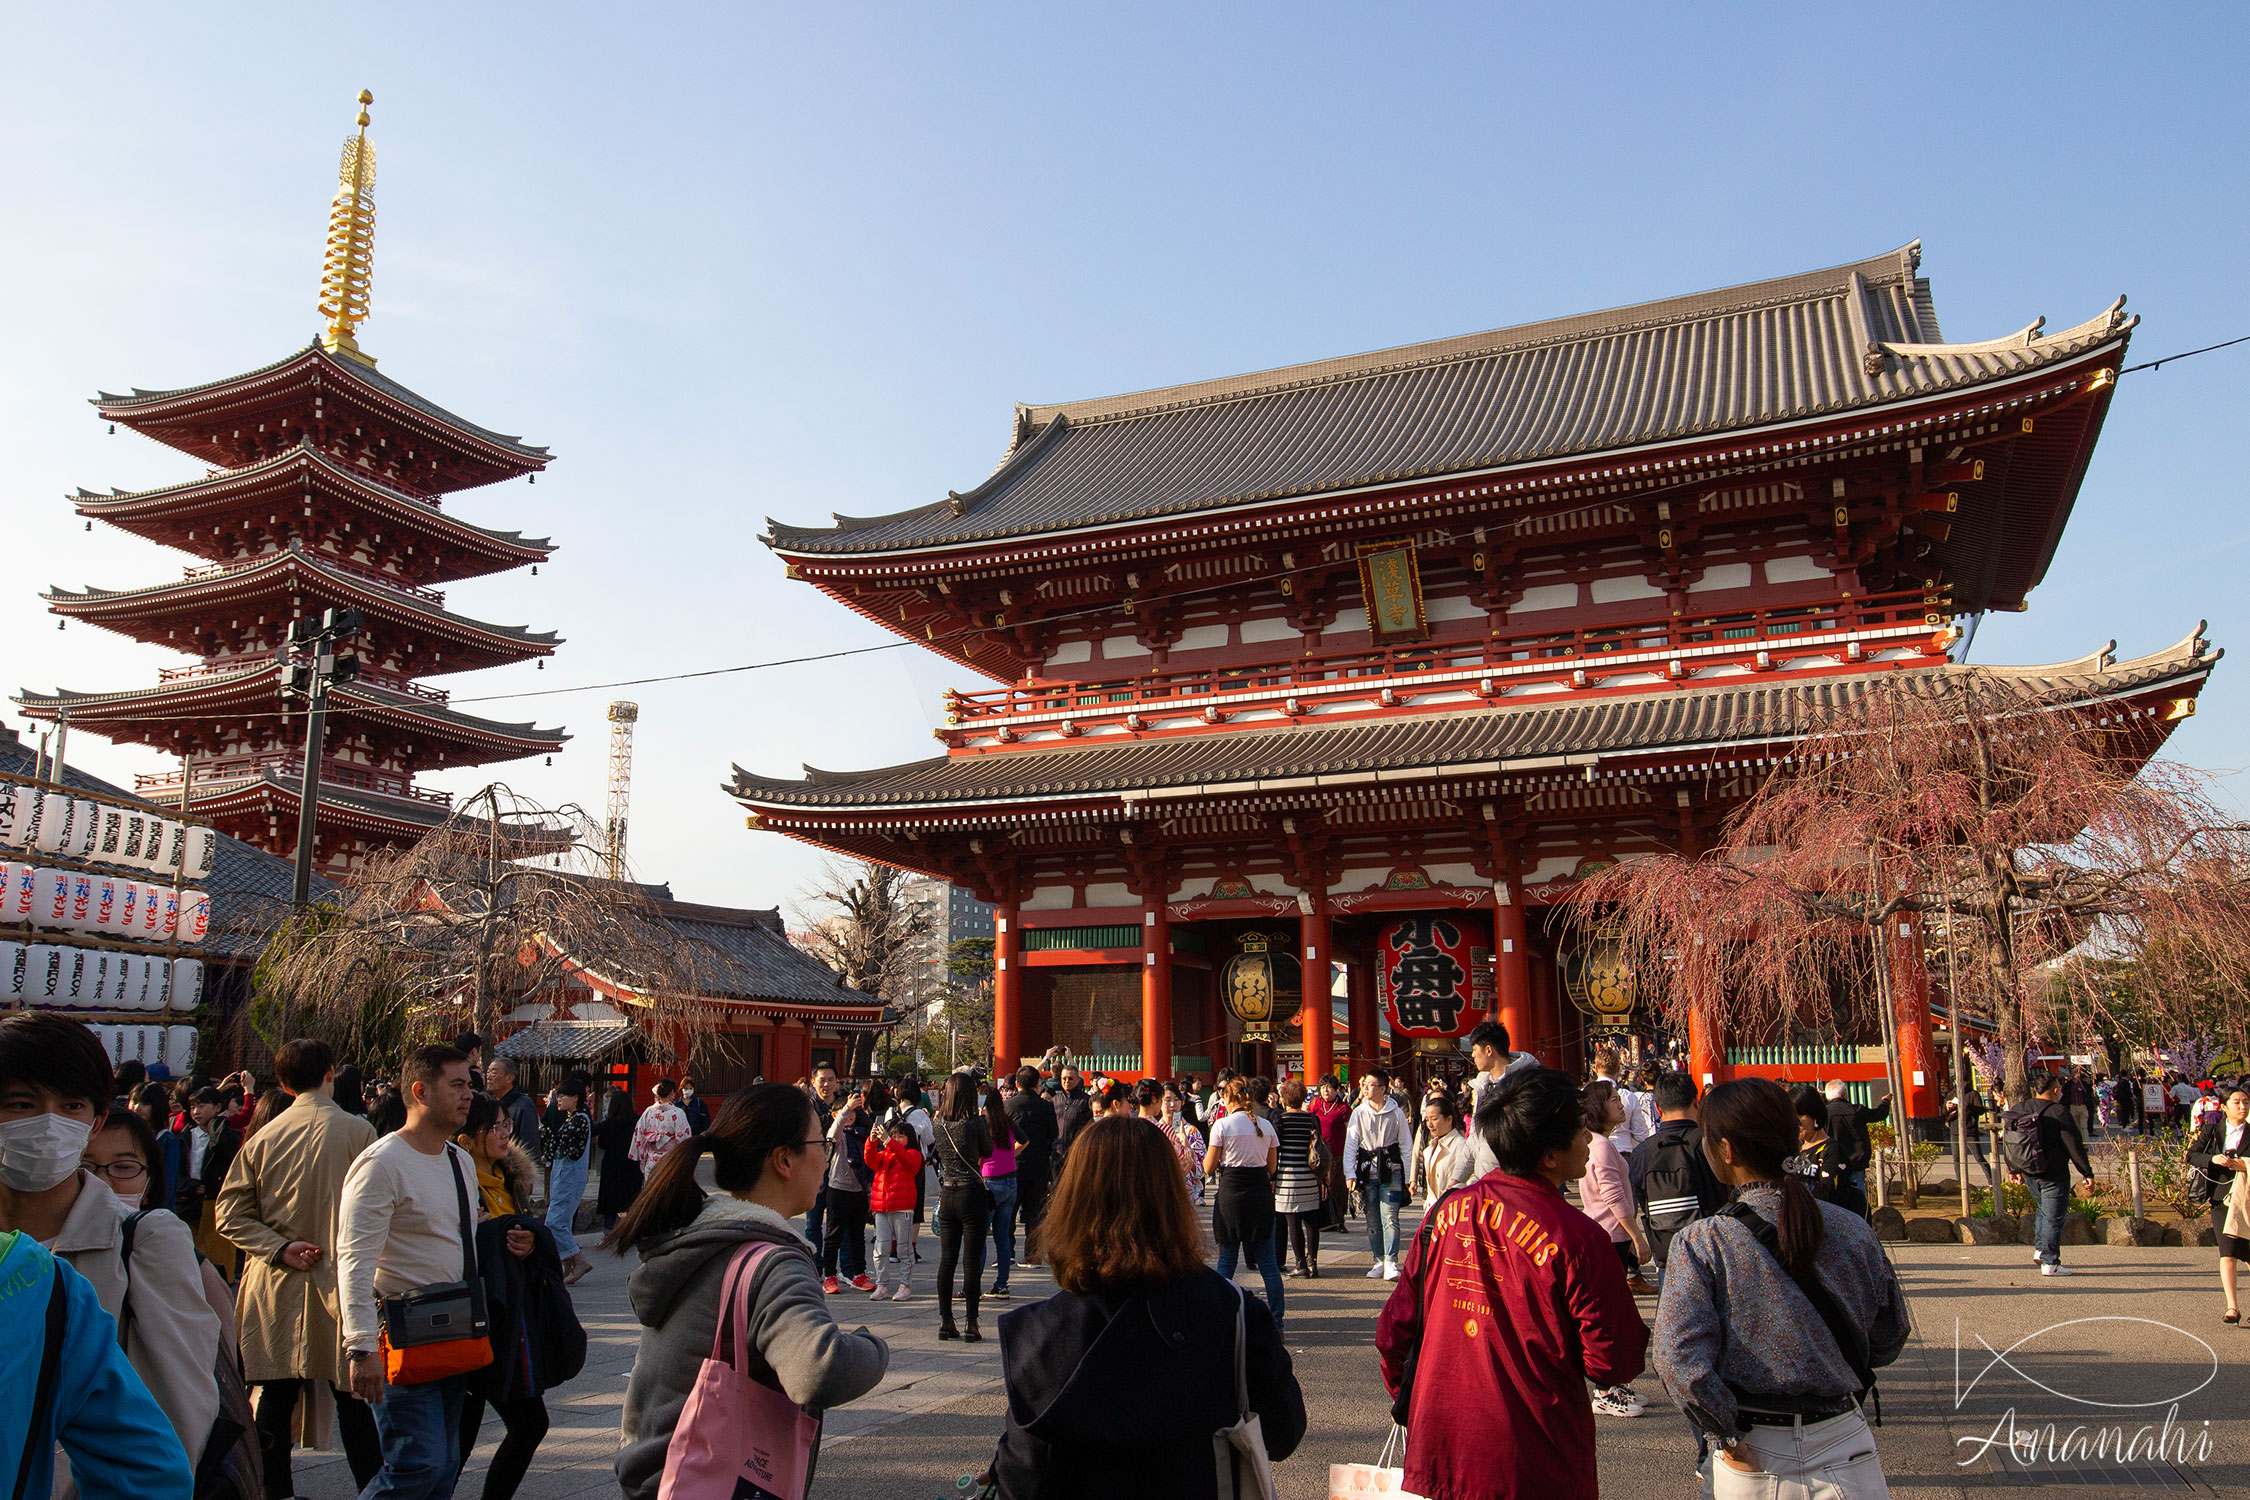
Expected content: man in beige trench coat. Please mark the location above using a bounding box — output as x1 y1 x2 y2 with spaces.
216 1037 381 1498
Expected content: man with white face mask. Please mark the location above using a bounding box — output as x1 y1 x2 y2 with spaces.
0 1014 220 1486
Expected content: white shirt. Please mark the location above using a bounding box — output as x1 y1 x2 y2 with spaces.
1342 1098 1411 1179
1599 1075 1657 1152
2225 1121 2247 1155
337 1134 482 1355
1209 1110 1277 1167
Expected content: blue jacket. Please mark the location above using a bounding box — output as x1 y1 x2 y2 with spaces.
0 1231 191 1500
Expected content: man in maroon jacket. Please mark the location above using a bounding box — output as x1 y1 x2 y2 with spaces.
1377 1068 1650 1500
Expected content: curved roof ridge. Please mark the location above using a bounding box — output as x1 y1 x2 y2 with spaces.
72 441 555 553
1024 244 1924 428
43 548 562 647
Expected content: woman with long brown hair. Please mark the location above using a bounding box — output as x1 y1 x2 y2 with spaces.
1652 1077 1906 1497
978 1115 1304 1497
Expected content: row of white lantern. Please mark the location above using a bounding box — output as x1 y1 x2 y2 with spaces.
0 785 219 879
1 942 204 1011
90 1023 199 1076
2 862 210 944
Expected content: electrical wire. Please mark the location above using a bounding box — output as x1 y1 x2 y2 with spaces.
2120 333 2250 375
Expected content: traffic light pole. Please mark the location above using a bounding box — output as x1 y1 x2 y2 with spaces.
290 648 332 907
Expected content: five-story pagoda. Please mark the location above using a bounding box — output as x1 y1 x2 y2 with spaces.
16 93 567 881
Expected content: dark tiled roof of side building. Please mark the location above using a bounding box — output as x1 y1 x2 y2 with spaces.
765 243 2132 557
655 897 875 1006
0 721 332 958
729 630 2216 811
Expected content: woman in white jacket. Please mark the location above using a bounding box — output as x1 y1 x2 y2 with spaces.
0 1015 221 1482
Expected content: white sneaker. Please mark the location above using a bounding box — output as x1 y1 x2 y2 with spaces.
869 1284 888 1300
1591 1388 1644 1418
1382 1260 1401 1280
891 1283 912 1300
2040 1263 2074 1277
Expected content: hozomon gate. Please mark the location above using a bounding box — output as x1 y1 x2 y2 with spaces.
732 244 2217 1126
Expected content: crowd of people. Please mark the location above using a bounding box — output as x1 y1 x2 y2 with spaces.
6 1010 2244 1500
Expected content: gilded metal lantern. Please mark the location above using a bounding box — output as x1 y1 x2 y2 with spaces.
1219 930 1302 1041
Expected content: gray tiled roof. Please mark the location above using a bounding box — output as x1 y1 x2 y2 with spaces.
766 244 2132 557
95 344 549 459
0 723 332 958
74 443 555 555
655 898 871 1006
16 668 567 751
495 1019 649 1062
729 631 2216 811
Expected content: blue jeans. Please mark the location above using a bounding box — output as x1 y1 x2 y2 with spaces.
360 1373 467 1500
545 1145 590 1258
1215 1231 1285 1325
2028 1173 2068 1265
1362 1164 1404 1264
985 1174 1018 1289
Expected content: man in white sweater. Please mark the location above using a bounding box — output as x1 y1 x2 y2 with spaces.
1342 1074 1414 1279
339 1043 508 1500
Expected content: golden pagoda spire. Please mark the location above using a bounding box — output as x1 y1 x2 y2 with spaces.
317 90 379 367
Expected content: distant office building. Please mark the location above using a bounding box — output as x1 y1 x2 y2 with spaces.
898 876 995 1017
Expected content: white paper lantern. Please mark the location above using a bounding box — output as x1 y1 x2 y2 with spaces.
0 862 25 921
138 883 166 937
118 811 150 866
88 875 118 934
26 945 65 1006
32 867 70 928
171 958 205 1010
164 1025 198 1074
177 889 210 945
65 871 97 931
0 941 24 1001
159 887 180 940
0 784 24 848
31 792 71 853
186 825 218 880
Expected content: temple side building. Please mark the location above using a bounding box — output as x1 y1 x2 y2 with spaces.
17 93 566 881
733 244 2216 1123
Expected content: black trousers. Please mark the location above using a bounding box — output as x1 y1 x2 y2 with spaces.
822 1188 870 1278
252 1378 382 1500
936 1181 991 1330
458 1391 549 1500
1287 1208 1326 1268
1016 1163 1051 1260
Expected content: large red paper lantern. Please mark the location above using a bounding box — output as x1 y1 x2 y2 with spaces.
1376 913 1490 1041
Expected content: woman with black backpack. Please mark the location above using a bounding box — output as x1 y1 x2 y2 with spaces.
1653 1077 1906 1497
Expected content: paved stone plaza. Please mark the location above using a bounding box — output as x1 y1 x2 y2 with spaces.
288 1213 2246 1500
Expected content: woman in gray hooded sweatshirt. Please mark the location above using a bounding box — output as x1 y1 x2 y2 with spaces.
611 1082 889 1499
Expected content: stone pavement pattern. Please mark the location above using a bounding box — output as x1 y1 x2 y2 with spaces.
291 1212 2248 1499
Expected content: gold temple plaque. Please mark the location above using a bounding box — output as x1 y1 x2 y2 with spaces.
1355 540 1427 644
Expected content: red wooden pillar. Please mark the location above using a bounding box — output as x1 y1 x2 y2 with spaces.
1301 904 1333 1085
1141 898 1173 1080
993 902 1022 1074
1494 886 1533 1059
1346 952 1380 1079
1689 1004 1724 1090
1889 913 1942 1122
1530 948 1563 1069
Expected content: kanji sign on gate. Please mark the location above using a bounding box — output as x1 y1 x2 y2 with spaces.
1376 913 1489 1040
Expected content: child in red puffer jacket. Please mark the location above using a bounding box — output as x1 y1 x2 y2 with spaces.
865 1121 925 1300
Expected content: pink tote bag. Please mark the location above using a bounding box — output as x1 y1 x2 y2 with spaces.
658 1241 820 1500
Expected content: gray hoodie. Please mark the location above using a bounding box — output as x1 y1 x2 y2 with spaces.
616 1195 889 1500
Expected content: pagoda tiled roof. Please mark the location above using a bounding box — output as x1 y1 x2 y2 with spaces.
186 767 575 851
14 666 567 757
43 545 562 662
73 444 554 569
95 343 549 460
765 243 2133 559
729 628 2217 812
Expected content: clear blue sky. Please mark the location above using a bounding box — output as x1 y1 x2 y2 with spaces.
4 5 2245 908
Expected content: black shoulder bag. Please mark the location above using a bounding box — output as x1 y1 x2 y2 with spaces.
1721 1201 1880 1424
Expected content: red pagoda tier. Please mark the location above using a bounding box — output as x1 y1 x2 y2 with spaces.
735 243 2219 1125
16 96 567 881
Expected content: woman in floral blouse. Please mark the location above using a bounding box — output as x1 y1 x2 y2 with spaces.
1159 1085 1206 1204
